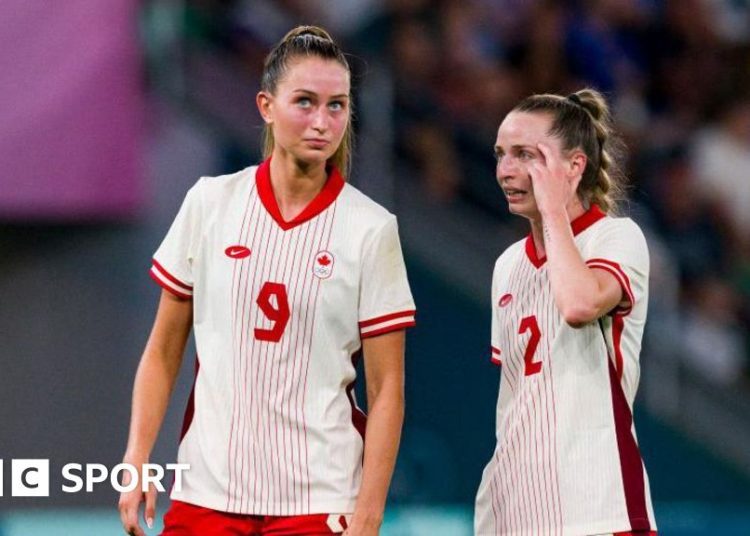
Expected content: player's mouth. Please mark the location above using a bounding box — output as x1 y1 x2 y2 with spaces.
304 138 330 149
503 187 528 203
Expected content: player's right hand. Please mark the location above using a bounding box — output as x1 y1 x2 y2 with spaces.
118 464 157 536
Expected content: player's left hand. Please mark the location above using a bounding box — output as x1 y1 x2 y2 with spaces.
527 142 581 217
342 515 380 536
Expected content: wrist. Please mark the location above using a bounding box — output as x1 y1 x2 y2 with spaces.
351 506 384 526
122 449 150 465
539 206 568 222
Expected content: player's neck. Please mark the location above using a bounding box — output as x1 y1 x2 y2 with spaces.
269 152 328 221
530 219 546 259
529 199 586 258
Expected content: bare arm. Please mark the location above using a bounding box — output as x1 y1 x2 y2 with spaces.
346 330 405 536
542 209 625 326
531 143 626 327
119 290 193 536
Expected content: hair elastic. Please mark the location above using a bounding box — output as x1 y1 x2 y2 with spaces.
567 94 584 107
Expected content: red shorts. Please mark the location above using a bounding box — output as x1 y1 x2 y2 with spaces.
161 500 351 536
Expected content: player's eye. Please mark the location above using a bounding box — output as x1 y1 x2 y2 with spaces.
328 100 345 112
519 150 533 160
297 97 312 108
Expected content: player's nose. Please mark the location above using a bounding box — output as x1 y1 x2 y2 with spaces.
311 107 328 133
496 155 517 181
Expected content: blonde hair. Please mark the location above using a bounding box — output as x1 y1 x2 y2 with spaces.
514 88 626 214
260 25 353 178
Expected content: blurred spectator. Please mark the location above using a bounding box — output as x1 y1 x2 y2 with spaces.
642 146 730 283
682 277 748 385
692 97 750 252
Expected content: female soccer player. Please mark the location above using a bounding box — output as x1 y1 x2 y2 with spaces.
475 89 657 535
119 26 415 536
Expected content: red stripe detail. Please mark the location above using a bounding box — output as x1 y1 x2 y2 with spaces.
226 183 258 511
256 157 345 231
152 259 192 290
524 235 546 268
525 205 607 268
300 205 338 511
271 228 295 512
359 309 417 328
490 346 502 366
614 532 657 536
613 314 625 381
346 352 368 441
586 258 635 314
180 356 200 442
360 320 416 339
287 217 316 510
609 359 651 532
149 269 192 300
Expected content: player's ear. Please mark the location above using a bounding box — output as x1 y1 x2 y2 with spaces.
256 91 273 124
567 150 587 180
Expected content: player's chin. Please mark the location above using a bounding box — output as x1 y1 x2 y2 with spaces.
296 147 337 167
506 200 528 216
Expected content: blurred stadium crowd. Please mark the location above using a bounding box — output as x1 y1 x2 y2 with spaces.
169 0 750 386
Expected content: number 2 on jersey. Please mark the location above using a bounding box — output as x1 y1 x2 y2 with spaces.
519 315 542 376
254 282 290 342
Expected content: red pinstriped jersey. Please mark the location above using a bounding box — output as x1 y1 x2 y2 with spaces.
149 159 415 515
475 206 657 536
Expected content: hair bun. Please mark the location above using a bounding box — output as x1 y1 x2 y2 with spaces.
285 25 334 43
567 94 584 107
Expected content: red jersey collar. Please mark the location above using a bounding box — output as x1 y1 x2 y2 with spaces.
256 157 345 231
525 204 606 268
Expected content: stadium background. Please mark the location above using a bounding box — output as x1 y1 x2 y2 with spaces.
1 1 750 534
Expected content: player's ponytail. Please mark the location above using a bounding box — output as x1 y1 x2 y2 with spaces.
514 88 626 214
260 25 353 178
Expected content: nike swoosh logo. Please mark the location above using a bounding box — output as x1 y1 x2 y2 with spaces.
225 245 251 259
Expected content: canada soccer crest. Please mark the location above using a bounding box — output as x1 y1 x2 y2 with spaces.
313 250 334 279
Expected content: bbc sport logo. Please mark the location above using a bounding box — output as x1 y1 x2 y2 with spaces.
0 459 188 497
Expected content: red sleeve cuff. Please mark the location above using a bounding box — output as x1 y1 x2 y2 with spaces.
149 259 193 299
360 310 416 338
586 258 634 315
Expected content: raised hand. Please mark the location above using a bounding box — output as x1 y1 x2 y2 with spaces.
526 142 583 217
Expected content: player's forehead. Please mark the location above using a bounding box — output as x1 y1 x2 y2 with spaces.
277 56 350 97
495 111 555 151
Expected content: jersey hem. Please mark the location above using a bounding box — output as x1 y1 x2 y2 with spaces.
474 519 656 536
170 489 357 516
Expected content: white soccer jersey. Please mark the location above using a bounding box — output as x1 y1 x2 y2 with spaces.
475 206 657 536
149 159 415 515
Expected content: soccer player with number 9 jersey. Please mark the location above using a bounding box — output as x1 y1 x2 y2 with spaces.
120 26 415 536
475 90 657 536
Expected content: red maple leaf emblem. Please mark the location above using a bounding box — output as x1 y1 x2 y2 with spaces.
317 255 331 266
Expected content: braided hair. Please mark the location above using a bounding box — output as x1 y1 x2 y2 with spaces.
514 88 626 214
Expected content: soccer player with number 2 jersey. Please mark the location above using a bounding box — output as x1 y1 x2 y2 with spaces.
119 26 415 536
475 90 657 536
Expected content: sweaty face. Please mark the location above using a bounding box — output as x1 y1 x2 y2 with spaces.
264 57 350 168
494 111 565 218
